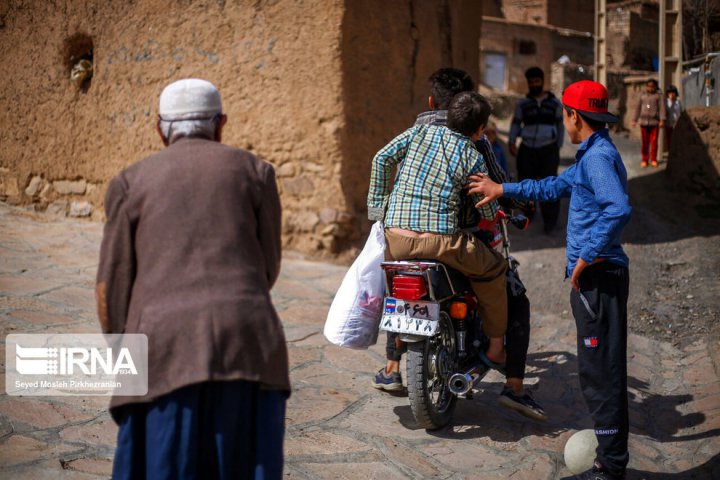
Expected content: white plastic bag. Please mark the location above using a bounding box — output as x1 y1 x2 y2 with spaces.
324 221 386 349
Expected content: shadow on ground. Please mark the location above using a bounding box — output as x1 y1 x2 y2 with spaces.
391 351 716 445
626 452 720 479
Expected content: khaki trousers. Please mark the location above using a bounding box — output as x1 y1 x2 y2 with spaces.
384 230 508 337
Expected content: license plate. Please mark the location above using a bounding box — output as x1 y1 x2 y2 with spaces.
380 298 440 336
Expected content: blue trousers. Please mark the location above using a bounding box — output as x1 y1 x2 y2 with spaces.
112 380 287 480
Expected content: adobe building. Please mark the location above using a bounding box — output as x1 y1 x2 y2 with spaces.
607 0 660 72
605 1 660 137
0 1 481 259
480 0 594 94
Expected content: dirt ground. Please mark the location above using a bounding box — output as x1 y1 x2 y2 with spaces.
502 131 720 351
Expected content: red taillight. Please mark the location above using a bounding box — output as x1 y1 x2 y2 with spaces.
392 275 427 300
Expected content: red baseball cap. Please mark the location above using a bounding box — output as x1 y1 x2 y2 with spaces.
561 80 618 124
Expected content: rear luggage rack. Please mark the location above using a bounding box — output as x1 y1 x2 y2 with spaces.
380 261 456 301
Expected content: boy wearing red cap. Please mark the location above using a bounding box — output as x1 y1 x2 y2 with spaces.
467 80 632 480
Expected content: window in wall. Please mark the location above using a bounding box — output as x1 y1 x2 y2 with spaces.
518 40 537 55
483 52 507 90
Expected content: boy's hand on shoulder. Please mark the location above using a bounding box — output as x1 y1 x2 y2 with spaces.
466 173 503 207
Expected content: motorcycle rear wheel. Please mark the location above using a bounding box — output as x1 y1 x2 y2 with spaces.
406 311 457 430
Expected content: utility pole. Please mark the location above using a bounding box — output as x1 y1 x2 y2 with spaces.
658 0 683 154
594 0 607 86
658 0 683 95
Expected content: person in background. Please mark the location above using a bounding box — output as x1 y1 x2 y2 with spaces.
665 85 682 151
97 78 289 480
486 121 510 176
632 78 666 168
508 66 564 233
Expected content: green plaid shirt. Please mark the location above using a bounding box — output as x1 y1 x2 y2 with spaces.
367 125 498 234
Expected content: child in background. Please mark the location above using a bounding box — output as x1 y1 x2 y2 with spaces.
665 85 682 151
486 121 510 177
632 79 666 168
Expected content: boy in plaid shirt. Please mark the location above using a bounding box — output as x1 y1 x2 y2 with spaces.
367 91 508 367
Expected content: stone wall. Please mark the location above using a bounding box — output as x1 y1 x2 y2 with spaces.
0 0 346 256
0 0 481 260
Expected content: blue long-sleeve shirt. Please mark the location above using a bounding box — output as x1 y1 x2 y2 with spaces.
502 129 632 277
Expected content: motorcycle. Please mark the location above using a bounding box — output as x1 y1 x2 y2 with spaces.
378 212 528 430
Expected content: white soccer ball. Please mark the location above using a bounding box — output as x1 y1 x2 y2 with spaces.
564 429 598 474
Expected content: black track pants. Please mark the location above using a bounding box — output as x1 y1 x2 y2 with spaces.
386 331 407 361
505 286 530 380
517 143 560 230
570 262 630 475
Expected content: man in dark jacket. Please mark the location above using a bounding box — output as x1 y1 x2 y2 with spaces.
509 67 564 233
96 78 289 480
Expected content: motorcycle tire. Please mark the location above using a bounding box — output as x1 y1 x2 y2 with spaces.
406 311 457 430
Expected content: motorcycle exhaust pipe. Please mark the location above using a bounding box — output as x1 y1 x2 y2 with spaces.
448 364 487 396
448 372 474 396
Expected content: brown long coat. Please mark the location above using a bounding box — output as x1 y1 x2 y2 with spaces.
96 137 289 416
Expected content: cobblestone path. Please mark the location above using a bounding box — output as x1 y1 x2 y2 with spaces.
0 203 718 479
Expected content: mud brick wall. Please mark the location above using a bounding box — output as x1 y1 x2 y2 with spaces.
607 7 658 71
480 18 556 94
545 0 594 33
0 0 481 259
501 0 547 25
667 107 720 200
484 0 593 33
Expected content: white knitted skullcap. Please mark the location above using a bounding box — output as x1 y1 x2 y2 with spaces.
159 79 222 120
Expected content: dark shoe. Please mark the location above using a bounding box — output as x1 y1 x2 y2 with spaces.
479 350 506 376
560 460 625 479
372 368 403 391
497 386 548 421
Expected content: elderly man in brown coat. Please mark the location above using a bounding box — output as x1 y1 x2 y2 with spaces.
96 78 289 480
